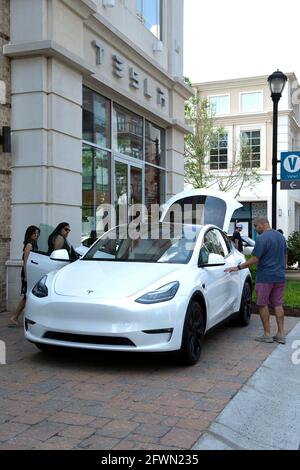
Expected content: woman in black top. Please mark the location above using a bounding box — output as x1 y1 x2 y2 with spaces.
48 222 78 261
9 225 40 327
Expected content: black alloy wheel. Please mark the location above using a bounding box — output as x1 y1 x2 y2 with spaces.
180 301 205 366
236 282 252 326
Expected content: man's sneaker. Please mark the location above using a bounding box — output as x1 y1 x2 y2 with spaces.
255 335 274 343
273 335 286 345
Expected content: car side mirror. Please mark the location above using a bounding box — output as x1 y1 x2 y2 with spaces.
50 249 70 261
199 253 225 268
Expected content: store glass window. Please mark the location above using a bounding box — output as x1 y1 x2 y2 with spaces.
83 87 111 149
136 0 162 40
113 104 143 160
82 144 111 238
145 166 165 213
145 121 165 167
82 87 168 233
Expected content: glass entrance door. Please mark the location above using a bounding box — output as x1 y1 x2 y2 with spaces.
130 166 143 222
114 160 143 225
115 161 128 226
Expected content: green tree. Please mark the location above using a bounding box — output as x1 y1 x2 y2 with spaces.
287 231 300 267
184 91 222 189
184 84 262 196
211 140 262 198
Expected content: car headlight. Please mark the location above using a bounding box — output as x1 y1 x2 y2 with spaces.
32 276 48 298
136 281 179 304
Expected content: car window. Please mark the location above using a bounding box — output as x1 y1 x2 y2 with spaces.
219 231 233 255
31 224 55 256
215 230 229 257
163 195 226 228
202 229 226 257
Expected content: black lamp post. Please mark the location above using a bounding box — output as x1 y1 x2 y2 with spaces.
267 70 288 230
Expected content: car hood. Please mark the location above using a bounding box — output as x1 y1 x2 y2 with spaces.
54 261 185 299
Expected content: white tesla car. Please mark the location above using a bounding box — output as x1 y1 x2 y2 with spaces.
24 189 252 365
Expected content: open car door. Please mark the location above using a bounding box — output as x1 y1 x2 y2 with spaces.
27 244 89 292
26 221 89 292
160 188 242 232
26 251 71 292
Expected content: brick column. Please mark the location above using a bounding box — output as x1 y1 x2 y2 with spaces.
0 0 11 313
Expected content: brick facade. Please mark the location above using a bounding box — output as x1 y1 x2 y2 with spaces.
0 0 11 312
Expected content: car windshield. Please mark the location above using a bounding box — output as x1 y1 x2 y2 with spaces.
83 223 202 264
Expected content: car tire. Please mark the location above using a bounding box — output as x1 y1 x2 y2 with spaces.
235 282 252 327
179 301 205 366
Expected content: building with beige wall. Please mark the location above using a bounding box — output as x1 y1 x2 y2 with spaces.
194 73 300 238
3 0 192 310
0 0 11 312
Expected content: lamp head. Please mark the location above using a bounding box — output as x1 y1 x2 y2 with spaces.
268 70 288 98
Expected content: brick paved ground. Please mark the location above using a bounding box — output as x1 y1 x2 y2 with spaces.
0 313 298 450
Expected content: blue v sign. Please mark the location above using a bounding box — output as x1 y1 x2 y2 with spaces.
281 152 300 180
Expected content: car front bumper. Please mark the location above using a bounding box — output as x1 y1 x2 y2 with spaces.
24 292 189 353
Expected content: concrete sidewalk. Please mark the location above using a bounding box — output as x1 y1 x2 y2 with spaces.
285 271 300 281
193 321 300 450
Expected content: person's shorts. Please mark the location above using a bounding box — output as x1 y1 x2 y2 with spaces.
20 279 27 299
256 282 285 307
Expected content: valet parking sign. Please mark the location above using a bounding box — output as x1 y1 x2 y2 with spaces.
280 152 300 190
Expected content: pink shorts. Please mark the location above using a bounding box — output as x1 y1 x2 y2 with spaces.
256 282 285 307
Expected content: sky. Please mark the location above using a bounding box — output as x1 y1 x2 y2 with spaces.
184 0 300 84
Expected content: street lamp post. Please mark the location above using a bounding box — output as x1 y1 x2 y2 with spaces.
268 70 288 230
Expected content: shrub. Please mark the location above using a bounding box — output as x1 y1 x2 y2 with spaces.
287 231 300 267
